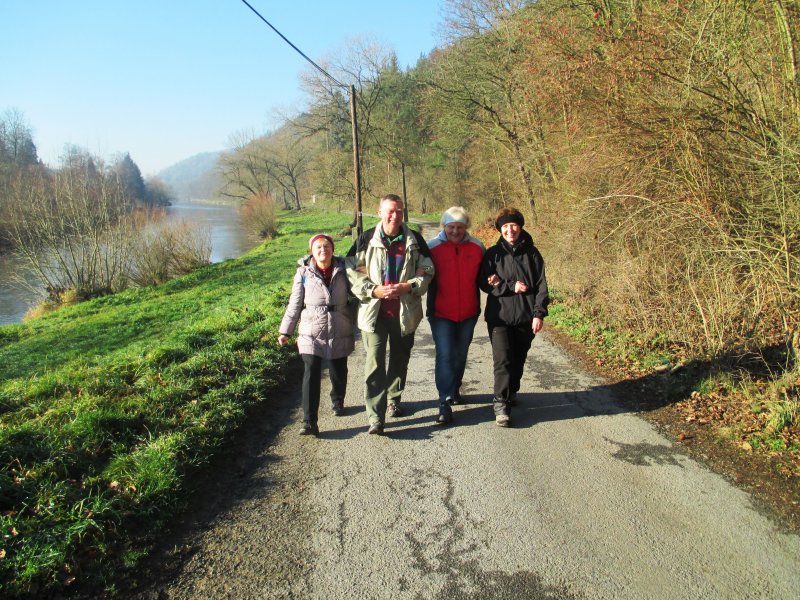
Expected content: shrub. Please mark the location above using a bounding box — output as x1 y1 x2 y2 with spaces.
128 220 211 287
240 191 277 239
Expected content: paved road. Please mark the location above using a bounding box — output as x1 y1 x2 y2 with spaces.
149 228 800 599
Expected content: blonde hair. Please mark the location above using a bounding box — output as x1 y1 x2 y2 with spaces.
440 206 470 229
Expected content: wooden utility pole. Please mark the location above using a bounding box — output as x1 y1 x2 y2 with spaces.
401 163 408 222
238 2 364 236
349 85 363 236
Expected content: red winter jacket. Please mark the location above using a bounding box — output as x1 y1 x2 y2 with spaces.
426 231 485 322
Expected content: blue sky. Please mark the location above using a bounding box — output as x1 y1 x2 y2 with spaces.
3 1 444 176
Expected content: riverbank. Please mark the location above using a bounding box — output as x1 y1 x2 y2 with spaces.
0 208 354 597
0 199 258 326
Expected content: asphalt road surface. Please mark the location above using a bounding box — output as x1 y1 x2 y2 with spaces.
146 234 800 600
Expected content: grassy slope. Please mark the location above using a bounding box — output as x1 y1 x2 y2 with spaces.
0 209 359 596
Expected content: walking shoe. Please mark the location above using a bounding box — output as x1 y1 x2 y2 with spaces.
493 397 510 427
367 422 384 435
299 423 319 436
332 402 344 416
508 392 517 407
436 411 453 426
495 414 511 427
387 403 403 418
446 396 459 406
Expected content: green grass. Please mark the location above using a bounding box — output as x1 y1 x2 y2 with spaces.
0 208 354 597
409 210 442 222
546 294 668 372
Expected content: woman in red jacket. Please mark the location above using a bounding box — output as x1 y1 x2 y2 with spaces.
426 207 485 425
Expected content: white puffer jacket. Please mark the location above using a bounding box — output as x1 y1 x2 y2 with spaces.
279 256 355 359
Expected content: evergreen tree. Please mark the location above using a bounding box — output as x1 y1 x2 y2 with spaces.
114 153 146 202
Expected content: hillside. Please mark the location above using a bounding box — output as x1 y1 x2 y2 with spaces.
158 151 224 201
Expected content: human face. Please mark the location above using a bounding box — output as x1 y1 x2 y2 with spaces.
379 199 404 237
501 222 521 245
311 238 333 268
444 222 467 244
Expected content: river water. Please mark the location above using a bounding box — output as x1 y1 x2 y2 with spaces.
0 200 259 325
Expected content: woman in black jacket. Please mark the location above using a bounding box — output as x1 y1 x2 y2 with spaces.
478 207 549 427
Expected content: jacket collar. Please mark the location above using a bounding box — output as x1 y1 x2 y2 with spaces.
498 229 533 254
434 230 479 245
370 223 417 249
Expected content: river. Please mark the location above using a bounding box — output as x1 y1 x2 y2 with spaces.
0 200 259 325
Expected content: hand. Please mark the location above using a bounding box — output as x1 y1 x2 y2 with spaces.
277 334 289 346
374 283 411 299
487 274 500 287
532 318 543 334
514 281 529 294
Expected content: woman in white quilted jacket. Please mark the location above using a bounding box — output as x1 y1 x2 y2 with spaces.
278 234 355 436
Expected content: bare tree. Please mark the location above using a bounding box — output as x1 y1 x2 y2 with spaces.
219 128 310 210
0 107 38 166
297 37 398 202
6 151 134 300
439 0 532 40
218 131 279 203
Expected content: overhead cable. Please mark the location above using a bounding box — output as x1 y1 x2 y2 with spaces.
239 0 346 89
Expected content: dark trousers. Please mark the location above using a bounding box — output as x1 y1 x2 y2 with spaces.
488 323 534 403
301 354 348 425
361 317 415 424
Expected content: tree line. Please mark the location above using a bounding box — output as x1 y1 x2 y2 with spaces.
0 108 173 251
221 0 799 364
0 109 212 305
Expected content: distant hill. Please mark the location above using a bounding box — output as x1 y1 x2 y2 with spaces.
158 151 224 201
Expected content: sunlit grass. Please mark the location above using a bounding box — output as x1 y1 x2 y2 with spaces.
0 208 354 596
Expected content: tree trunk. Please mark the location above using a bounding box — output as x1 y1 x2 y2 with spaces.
773 0 799 122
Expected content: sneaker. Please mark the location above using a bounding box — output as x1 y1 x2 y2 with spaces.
387 403 403 418
367 422 384 435
332 403 344 416
495 414 511 427
299 423 319 436
446 396 459 406
508 393 517 407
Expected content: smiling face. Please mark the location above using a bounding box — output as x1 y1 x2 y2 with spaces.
444 222 467 244
379 199 404 237
501 222 521 245
311 238 334 268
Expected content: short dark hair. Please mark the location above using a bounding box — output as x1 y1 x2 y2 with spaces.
381 193 403 205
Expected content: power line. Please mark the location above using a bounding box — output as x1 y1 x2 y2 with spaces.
238 0 364 236
239 0 346 89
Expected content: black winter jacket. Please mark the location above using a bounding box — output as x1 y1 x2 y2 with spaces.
478 230 549 326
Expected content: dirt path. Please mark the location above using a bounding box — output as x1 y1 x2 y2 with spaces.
126 227 800 599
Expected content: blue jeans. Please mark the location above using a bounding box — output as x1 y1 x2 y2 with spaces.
429 316 478 402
